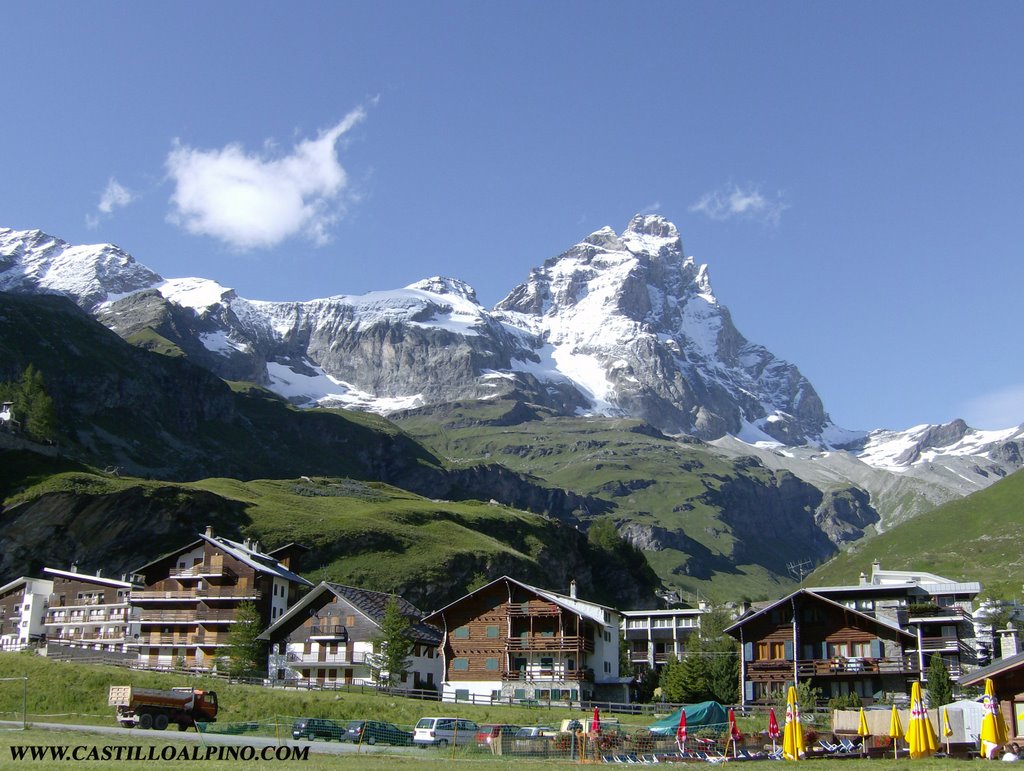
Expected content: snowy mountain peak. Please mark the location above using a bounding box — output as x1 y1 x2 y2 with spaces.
622 214 684 257
0 227 161 310
406 276 480 305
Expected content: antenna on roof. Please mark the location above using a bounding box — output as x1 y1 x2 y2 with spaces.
787 558 813 585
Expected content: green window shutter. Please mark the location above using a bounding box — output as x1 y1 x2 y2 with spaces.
485 658 499 670
454 626 470 639
743 642 753 661
783 640 794 660
455 689 469 701
514 688 526 700
870 639 883 658
453 657 469 670
486 625 499 638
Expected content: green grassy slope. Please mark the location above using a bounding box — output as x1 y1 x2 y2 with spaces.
395 401 865 603
1 469 656 610
808 467 1024 596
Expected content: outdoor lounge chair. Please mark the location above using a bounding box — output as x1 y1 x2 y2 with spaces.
818 739 840 753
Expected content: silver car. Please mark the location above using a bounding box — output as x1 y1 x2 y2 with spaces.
413 717 480 747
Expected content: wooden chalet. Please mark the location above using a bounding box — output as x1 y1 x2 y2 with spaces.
726 589 918 706
422 576 626 704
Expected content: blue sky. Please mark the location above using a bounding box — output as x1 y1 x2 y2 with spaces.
2 2 1022 432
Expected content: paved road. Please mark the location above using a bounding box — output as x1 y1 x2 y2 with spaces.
0 721 426 757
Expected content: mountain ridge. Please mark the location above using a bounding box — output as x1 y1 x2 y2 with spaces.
2 219 1022 516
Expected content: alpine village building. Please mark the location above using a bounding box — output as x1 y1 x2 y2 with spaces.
260 581 443 690
422 575 627 704
128 527 312 670
43 566 139 653
0 576 53 651
726 561 981 707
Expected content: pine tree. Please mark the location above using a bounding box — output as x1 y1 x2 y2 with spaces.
3 365 58 441
926 654 954 708
372 595 414 690
225 601 265 677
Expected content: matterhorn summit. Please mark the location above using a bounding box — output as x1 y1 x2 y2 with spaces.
495 214 831 442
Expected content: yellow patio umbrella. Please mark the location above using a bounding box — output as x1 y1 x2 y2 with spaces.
782 685 805 761
981 678 1009 759
905 680 940 759
889 704 904 760
857 707 871 756
941 706 953 756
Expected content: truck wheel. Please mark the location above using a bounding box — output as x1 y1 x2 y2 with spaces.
138 713 154 730
153 714 169 731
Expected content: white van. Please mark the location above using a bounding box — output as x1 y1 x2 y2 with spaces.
413 717 480 747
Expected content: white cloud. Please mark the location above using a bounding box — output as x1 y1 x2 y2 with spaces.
165 108 366 250
99 178 136 213
690 183 788 226
638 201 662 215
86 177 137 229
961 384 1024 429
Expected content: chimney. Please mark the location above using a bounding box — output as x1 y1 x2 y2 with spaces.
569 579 577 599
1000 622 1020 658
859 571 868 586
252 540 261 554
204 525 213 538
95 568 102 578
70 563 78 573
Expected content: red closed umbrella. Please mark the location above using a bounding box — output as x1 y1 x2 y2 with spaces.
591 706 601 733
768 707 780 753
728 707 742 757
676 708 688 753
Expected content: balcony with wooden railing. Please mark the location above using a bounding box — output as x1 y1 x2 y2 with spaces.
285 650 366 666
746 656 921 679
46 609 132 625
197 587 261 600
169 563 237 580
131 589 198 602
507 602 561 617
905 605 973 623
139 610 197 624
506 635 594 653
501 668 594 682
310 625 349 640
143 633 229 647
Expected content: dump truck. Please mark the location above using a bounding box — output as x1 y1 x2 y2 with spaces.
108 685 218 731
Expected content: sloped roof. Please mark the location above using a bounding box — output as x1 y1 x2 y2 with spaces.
959 650 1024 686
423 575 616 628
43 567 133 588
258 581 441 644
724 588 914 639
131 533 312 587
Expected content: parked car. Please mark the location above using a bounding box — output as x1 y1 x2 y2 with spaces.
515 725 556 739
344 720 414 746
475 723 520 748
413 717 480 747
292 718 345 741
